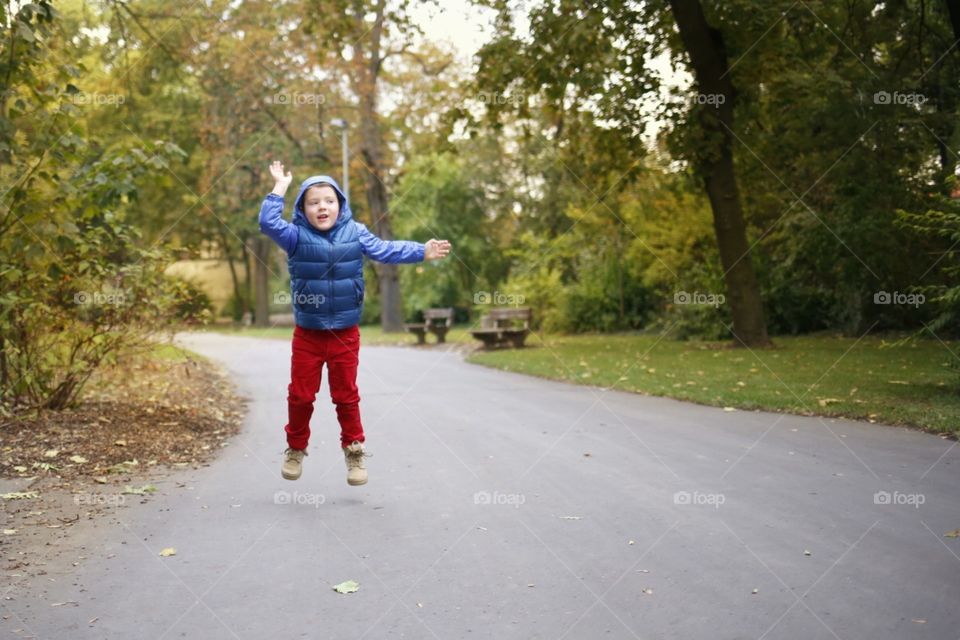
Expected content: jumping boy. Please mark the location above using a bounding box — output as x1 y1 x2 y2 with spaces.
258 160 451 485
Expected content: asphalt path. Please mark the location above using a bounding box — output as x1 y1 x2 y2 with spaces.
3 332 959 640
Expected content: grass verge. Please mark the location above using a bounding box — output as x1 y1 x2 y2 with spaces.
466 332 960 436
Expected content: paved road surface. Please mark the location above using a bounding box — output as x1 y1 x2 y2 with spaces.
4 333 959 639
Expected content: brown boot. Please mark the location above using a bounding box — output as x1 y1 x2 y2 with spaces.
281 447 307 481
343 441 369 486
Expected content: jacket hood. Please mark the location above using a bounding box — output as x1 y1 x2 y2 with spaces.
292 175 352 231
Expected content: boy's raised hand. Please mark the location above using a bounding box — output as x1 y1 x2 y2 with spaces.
424 239 451 261
270 160 293 196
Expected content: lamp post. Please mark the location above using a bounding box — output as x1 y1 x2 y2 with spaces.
330 118 349 205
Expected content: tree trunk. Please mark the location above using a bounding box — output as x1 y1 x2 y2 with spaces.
352 5 404 332
937 0 960 192
252 236 271 327
218 227 244 321
241 234 252 311
945 0 960 43
668 0 771 347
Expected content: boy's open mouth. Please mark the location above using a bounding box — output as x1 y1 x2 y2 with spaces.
318 213 329 221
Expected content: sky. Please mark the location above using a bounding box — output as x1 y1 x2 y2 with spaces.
407 0 521 67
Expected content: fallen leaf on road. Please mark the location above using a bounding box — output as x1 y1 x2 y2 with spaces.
122 485 157 495
911 619 926 624
3 529 17 535
1 492 38 500
43 449 59 458
332 580 359 594
944 529 960 538
69 455 88 464
803 550 812 556
159 548 176 557
559 516 582 520
642 588 653 595
723 407 736 412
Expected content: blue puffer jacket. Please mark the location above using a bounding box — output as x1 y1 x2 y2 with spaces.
258 174 426 330
288 176 363 330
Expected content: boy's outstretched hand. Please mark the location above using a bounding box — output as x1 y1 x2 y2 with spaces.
270 160 293 196
424 239 451 261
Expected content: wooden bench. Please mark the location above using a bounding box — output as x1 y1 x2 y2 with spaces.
404 307 454 344
470 307 531 349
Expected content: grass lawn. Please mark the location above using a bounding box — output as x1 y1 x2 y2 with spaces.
466 332 960 436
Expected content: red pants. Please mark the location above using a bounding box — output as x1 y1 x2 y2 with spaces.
285 324 364 450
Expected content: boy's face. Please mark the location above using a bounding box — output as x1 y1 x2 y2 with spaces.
302 184 340 231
